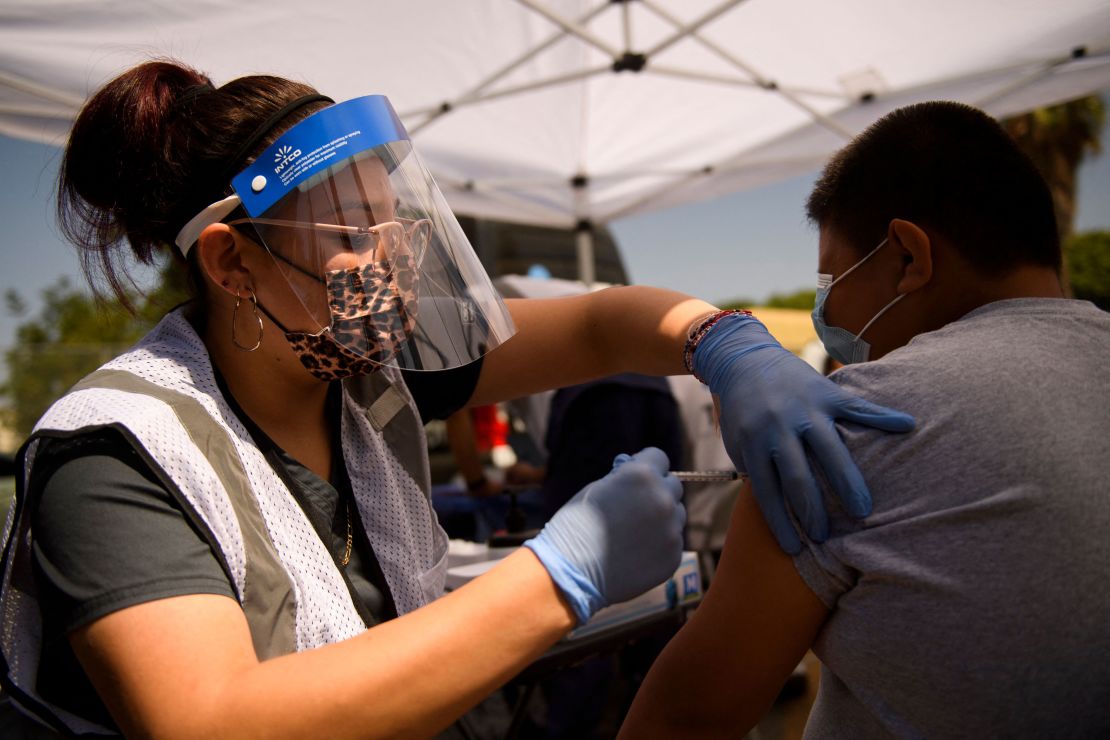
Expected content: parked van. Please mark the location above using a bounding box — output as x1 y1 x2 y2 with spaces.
457 216 629 285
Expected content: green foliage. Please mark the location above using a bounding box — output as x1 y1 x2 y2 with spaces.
0 474 12 532
1003 95 1106 241
722 288 817 311
763 289 816 310
1066 230 1110 310
1 259 189 439
718 297 756 311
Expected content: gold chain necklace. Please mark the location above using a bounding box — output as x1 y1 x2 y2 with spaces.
340 498 353 567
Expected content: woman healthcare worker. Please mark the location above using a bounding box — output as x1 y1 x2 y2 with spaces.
0 61 913 739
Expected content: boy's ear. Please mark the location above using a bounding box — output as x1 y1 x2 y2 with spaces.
888 219 933 294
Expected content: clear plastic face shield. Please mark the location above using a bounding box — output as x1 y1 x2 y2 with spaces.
177 96 515 377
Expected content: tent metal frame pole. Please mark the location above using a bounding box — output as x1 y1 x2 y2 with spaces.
972 50 1109 112
713 150 832 175
640 0 772 89
620 0 633 53
406 67 609 128
576 227 596 287
882 46 1110 106
0 102 77 119
572 172 595 286
405 1 610 133
408 0 1107 238
0 69 84 108
602 50 1109 223
462 66 610 105
647 65 844 99
640 0 854 139
602 167 720 223
974 64 1061 111
641 0 746 59
508 0 750 274
368 4 1105 235
436 174 574 226
516 0 622 58
645 65 770 91
602 141 830 223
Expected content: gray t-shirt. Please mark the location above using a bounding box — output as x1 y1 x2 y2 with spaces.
792 298 1110 738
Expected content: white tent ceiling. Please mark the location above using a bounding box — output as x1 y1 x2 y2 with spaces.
3 0 1110 274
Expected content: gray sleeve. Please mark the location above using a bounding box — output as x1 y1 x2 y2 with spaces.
31 450 236 634
792 537 859 609
787 364 900 609
789 457 864 609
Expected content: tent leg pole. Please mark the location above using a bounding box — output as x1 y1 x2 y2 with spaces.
576 227 596 288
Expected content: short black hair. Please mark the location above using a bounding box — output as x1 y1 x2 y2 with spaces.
805 101 1061 274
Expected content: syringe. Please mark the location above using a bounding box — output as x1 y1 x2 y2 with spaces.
670 470 743 482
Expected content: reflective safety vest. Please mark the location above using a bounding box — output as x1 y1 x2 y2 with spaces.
0 309 448 735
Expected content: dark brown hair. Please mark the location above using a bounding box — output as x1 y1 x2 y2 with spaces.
57 59 329 309
805 101 1061 275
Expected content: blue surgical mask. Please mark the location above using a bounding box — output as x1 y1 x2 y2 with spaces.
811 237 905 365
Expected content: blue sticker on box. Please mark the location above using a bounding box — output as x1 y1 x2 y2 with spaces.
682 571 700 600
233 95 409 217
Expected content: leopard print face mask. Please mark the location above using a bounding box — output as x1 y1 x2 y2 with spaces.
263 255 419 382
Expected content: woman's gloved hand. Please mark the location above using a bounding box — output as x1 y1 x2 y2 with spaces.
524 447 685 625
692 313 915 555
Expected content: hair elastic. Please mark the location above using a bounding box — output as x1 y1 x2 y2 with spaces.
175 92 335 253
219 93 335 186
171 82 215 112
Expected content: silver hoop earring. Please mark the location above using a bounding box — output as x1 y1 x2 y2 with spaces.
232 288 263 352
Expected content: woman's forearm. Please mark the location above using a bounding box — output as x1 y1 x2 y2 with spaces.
225 549 575 737
77 549 576 739
584 285 717 376
471 286 717 405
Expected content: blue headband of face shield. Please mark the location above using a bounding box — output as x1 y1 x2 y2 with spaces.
175 95 408 251
811 238 905 365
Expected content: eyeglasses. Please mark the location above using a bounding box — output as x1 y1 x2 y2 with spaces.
227 216 433 263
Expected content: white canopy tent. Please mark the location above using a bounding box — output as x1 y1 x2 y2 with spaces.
3 0 1110 282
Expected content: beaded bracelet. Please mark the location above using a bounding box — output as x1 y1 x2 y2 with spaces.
682 309 754 381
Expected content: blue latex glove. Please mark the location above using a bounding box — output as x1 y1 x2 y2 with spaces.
524 447 685 625
692 313 915 554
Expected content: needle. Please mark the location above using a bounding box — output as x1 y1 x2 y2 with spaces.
670 470 743 482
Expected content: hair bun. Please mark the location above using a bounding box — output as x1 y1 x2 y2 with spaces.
57 57 321 310
57 59 211 301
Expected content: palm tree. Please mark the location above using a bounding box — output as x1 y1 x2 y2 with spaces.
1002 95 1105 244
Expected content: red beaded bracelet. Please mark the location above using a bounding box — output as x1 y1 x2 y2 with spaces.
683 309 754 381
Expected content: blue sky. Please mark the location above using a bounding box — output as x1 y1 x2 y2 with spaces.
611 107 1110 301
3 105 1109 361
